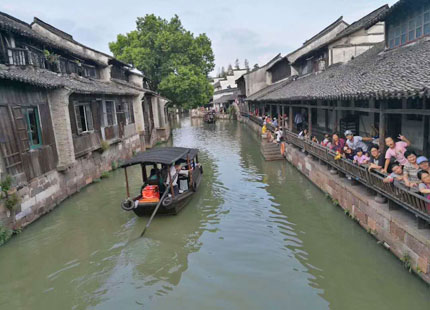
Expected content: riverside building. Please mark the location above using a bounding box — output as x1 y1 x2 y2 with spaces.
0 12 170 228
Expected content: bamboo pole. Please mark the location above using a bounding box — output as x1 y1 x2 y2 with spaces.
124 167 130 198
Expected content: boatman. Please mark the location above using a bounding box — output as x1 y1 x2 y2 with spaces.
166 163 189 196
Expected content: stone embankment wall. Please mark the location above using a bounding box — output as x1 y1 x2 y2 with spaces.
241 117 430 284
0 134 143 229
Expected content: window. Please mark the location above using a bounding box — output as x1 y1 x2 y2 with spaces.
22 106 42 149
115 102 135 125
104 101 116 126
74 103 94 134
388 7 430 48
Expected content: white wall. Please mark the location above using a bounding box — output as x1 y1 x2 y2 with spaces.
288 21 348 64
329 23 385 65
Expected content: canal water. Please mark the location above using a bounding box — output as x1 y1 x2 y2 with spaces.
0 118 429 310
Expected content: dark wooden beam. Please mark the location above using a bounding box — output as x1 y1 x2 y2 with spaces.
289 106 293 131
379 102 386 151
423 97 429 155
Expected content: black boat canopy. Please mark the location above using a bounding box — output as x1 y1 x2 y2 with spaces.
121 147 199 168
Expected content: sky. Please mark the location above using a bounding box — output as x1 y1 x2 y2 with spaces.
1 0 398 76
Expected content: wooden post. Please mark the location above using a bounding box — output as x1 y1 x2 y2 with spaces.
423 97 429 155
289 105 293 131
324 100 329 132
379 101 386 151
308 106 312 135
142 164 147 184
168 167 175 198
187 155 193 189
124 167 130 198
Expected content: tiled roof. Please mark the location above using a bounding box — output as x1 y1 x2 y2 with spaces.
0 12 105 65
0 65 141 96
252 39 430 102
246 77 292 101
213 92 238 104
330 5 389 43
287 17 348 63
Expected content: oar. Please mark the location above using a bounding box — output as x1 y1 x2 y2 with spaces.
140 186 170 237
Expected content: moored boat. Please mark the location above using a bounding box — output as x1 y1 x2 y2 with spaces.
203 111 216 123
120 147 203 216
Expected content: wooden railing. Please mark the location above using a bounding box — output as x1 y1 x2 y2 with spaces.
245 113 430 223
8 48 28 66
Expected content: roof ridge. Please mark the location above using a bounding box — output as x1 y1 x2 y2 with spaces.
0 11 31 28
32 17 74 41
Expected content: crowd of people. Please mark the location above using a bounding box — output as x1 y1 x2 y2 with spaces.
301 128 430 200
254 110 430 208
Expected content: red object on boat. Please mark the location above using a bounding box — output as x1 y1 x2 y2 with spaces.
139 185 160 203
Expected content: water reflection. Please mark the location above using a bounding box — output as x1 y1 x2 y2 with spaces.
0 117 429 310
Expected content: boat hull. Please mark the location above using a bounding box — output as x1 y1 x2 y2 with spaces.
130 167 202 217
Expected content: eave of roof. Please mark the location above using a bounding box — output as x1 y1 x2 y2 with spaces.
287 17 348 59
0 65 142 96
254 38 430 102
327 5 389 46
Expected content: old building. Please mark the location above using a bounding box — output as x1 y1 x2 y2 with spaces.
0 12 169 228
241 0 430 278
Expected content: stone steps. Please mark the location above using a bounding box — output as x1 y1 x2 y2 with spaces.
260 140 284 161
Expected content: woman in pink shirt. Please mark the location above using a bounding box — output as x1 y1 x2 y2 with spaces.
383 135 411 173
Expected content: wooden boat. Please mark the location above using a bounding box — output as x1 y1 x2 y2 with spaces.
120 147 203 216
203 111 216 123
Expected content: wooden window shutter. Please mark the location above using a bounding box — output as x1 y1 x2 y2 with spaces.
11 106 30 152
74 102 83 134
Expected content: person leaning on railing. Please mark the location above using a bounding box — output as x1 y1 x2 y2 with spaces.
417 170 430 213
417 156 430 173
383 162 404 184
368 145 385 172
403 151 421 188
383 135 411 174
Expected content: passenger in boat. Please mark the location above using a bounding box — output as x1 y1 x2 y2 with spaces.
403 151 420 188
166 163 190 196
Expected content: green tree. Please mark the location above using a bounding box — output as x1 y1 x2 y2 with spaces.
109 14 215 109
244 59 250 71
234 58 240 69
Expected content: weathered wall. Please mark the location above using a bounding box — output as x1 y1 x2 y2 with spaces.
288 21 349 64
241 116 430 284
31 23 111 66
0 133 143 229
329 23 385 65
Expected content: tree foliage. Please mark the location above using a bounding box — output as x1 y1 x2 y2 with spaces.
234 58 240 69
109 14 215 109
244 59 250 71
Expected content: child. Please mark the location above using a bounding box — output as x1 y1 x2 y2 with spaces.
383 163 403 183
353 148 369 165
321 134 331 148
